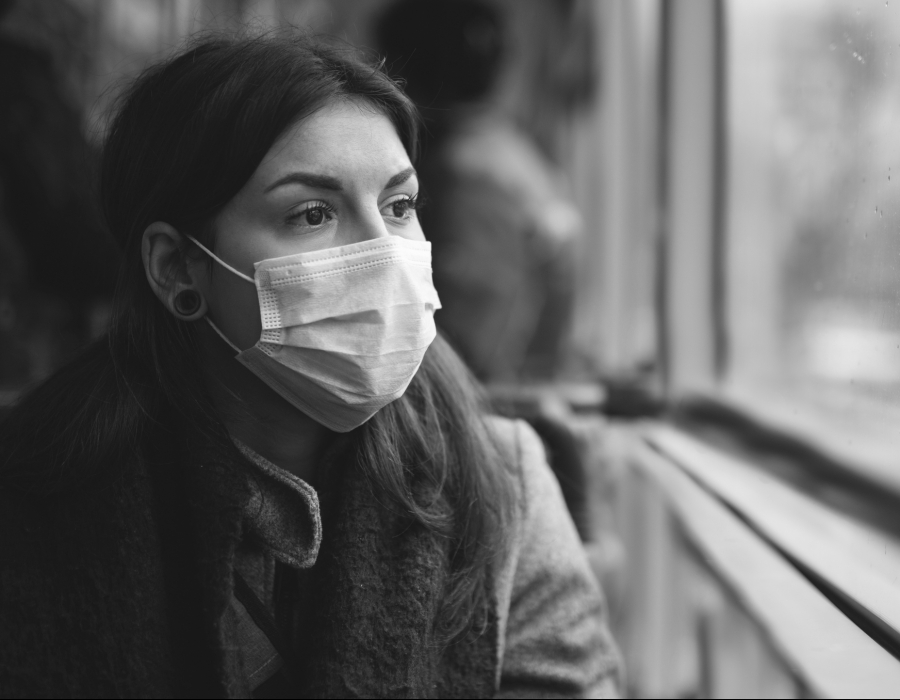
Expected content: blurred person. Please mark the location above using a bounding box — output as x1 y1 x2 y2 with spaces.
0 0 117 392
377 0 609 587
0 34 620 698
377 0 585 382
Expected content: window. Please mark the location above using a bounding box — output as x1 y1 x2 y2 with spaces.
612 2 900 695
727 0 900 400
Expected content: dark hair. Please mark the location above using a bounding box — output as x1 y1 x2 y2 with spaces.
0 33 513 643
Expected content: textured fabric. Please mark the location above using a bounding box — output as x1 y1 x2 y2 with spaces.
0 415 619 698
0 426 254 698
235 440 322 569
229 594 284 690
231 440 320 692
0 420 493 697
297 455 498 698
232 419 621 698
491 419 621 698
0 455 180 698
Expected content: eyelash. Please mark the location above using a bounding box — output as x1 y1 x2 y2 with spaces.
288 200 336 227
386 194 421 218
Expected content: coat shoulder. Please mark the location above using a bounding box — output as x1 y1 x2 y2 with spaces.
484 414 623 697
482 414 556 517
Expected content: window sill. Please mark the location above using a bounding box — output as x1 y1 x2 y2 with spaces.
647 423 900 655
629 426 900 696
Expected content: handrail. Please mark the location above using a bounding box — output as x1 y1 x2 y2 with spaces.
631 431 900 698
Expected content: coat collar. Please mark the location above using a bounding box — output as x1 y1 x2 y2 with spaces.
233 440 322 569
170 427 498 698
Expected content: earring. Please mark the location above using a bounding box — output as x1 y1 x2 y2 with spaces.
173 289 202 317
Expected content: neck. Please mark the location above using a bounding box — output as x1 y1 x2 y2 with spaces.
199 323 335 485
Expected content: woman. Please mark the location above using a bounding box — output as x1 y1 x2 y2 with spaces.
0 35 620 698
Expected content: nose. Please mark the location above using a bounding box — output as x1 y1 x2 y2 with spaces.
346 201 392 244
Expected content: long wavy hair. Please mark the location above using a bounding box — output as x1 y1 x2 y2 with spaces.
0 33 514 643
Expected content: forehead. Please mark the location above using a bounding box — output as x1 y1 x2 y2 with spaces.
254 100 411 184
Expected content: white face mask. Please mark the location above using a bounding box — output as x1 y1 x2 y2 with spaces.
188 235 442 432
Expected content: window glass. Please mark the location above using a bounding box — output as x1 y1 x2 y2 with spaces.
727 0 900 401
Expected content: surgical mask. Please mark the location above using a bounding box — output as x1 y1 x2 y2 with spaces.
187 235 441 432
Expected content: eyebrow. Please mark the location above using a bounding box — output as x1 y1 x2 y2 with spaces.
385 166 417 189
264 172 342 193
263 166 417 194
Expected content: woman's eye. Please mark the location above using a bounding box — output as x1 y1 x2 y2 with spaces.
289 203 335 228
384 196 418 221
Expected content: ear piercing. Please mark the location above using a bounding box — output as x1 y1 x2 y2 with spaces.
173 289 202 317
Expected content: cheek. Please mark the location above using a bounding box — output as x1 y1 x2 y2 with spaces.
409 221 427 242
207 268 262 351
392 216 426 242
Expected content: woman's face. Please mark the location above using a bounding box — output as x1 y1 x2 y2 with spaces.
200 99 423 350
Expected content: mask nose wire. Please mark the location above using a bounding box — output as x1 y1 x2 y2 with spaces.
185 234 256 284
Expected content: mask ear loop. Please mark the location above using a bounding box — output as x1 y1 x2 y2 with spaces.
184 235 252 354
185 235 255 284
205 316 243 354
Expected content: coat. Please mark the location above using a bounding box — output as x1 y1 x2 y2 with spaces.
0 414 619 698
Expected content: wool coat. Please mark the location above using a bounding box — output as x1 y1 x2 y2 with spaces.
0 414 619 698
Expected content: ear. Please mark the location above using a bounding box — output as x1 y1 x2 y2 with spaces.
142 221 209 321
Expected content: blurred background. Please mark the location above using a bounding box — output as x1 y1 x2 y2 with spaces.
0 0 632 399
6 0 900 696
